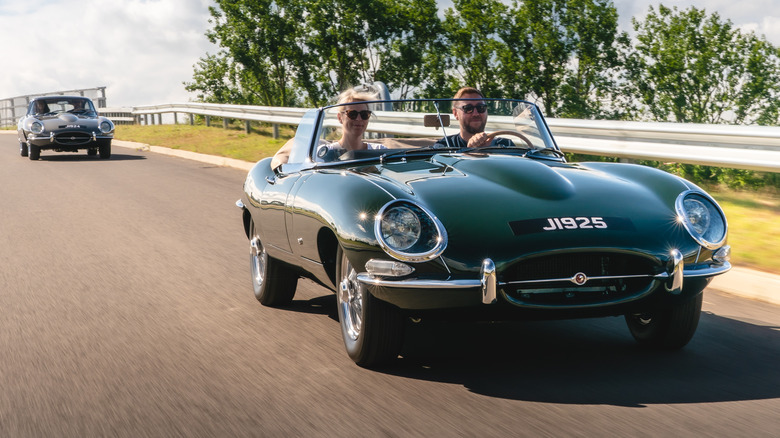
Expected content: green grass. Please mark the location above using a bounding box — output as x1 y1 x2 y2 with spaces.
115 124 780 273
115 123 295 163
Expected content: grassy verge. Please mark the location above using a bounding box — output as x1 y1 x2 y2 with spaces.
116 123 295 163
115 124 780 273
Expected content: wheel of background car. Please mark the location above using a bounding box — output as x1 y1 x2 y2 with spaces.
249 220 297 306
484 130 535 150
20 142 28 157
87 148 97 156
336 246 403 367
99 143 111 159
28 144 40 160
624 292 703 349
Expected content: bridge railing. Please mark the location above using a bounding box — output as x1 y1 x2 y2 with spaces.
127 102 780 173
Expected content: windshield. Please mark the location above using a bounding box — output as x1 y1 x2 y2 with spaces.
31 98 96 116
312 98 559 164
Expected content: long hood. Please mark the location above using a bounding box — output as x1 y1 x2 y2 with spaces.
363 154 697 266
40 113 101 130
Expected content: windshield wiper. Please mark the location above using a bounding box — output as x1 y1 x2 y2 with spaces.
379 146 458 163
525 147 566 159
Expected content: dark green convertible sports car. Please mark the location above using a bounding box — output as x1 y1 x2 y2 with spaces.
237 99 730 367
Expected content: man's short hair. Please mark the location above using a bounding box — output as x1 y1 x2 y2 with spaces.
453 87 484 99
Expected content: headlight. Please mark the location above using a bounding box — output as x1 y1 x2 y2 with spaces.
675 190 727 249
375 200 447 262
99 121 113 133
30 121 44 134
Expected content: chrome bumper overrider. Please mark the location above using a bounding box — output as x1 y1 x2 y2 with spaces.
357 255 732 305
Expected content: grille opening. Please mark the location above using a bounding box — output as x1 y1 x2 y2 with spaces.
502 252 659 307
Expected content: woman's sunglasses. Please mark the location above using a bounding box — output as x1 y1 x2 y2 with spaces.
343 110 372 120
457 104 488 114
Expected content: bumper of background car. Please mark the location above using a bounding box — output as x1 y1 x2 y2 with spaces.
27 131 113 148
357 257 731 311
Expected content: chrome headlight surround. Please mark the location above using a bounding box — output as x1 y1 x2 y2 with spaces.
675 190 728 250
30 120 44 134
99 120 114 134
374 200 447 262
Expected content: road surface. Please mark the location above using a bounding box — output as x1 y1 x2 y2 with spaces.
1 134 778 437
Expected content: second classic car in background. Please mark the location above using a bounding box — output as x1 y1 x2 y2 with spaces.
17 96 114 160
237 98 731 367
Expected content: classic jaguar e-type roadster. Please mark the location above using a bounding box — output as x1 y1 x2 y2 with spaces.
18 96 114 160
237 98 730 367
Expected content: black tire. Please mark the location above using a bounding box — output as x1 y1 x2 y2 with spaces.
249 220 297 306
28 144 40 160
625 292 703 349
336 246 403 367
87 148 98 156
20 142 28 157
99 142 111 159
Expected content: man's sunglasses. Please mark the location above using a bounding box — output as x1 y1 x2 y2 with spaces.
343 110 372 120
457 104 488 114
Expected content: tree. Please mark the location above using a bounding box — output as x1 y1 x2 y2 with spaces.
185 0 306 107
497 0 628 118
627 5 780 124
440 0 508 97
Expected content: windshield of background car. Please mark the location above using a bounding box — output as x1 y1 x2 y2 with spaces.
312 98 557 164
31 98 96 115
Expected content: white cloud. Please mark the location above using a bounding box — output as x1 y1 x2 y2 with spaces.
0 0 217 106
1 0 777 107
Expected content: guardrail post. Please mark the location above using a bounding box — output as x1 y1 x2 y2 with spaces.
189 114 194 126
273 124 279 139
223 118 229 129
205 116 210 127
245 120 251 134
173 112 178 125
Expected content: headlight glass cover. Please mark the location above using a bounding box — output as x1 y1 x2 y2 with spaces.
31 121 44 134
675 190 727 249
375 200 447 262
99 121 113 133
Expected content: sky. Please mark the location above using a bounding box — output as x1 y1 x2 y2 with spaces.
1 0 778 108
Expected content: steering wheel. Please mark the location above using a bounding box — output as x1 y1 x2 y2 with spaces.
484 130 535 150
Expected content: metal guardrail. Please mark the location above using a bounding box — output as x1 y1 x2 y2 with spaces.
130 102 780 173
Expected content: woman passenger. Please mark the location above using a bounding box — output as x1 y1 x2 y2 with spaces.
330 89 385 151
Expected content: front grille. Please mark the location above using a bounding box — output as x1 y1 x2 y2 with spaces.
55 132 91 145
501 252 660 307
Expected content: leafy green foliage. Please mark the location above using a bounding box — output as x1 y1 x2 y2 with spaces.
627 5 780 125
186 0 780 189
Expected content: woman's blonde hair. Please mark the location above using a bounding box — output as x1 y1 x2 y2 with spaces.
336 88 377 105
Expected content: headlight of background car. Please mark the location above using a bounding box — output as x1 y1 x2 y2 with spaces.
30 121 44 134
675 190 727 249
375 200 447 262
99 121 113 134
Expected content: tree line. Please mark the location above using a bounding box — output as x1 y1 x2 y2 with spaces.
185 0 780 189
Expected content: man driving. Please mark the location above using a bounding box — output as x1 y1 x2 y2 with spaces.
435 87 513 148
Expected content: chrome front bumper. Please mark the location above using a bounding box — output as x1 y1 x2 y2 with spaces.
357 253 732 305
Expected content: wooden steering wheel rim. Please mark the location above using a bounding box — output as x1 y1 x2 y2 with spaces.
484 130 535 149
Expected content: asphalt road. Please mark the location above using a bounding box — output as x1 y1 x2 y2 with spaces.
1 134 779 437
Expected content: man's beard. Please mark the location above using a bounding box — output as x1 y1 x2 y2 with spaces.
464 119 487 135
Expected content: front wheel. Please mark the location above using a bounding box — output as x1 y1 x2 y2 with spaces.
625 293 703 349
20 142 28 157
336 246 403 367
99 142 111 159
249 220 297 306
28 144 40 160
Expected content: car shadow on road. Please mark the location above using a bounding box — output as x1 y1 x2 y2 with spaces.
381 312 780 407
34 154 146 162
286 291 780 407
